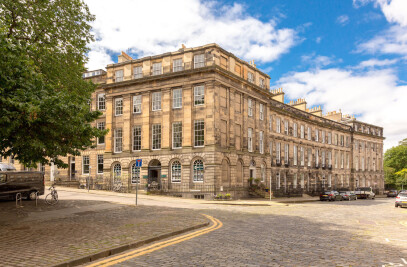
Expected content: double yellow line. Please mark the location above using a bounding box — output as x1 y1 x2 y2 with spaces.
87 214 222 267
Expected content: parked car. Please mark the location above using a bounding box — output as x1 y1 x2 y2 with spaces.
339 191 357 200
355 187 375 199
0 171 45 200
320 191 342 201
395 192 407 208
387 190 398 197
0 163 16 172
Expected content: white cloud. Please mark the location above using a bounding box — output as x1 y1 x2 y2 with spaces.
357 0 407 56
356 58 398 68
376 0 407 26
336 15 350 25
275 67 407 150
300 53 341 68
84 0 298 70
316 37 322 44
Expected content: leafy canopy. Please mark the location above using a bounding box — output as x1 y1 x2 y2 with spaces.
384 144 407 188
0 0 106 168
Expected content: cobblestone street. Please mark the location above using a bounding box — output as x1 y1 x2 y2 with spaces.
2 188 407 266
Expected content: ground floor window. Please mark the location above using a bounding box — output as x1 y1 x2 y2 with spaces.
171 161 182 183
113 164 121 180
193 160 204 182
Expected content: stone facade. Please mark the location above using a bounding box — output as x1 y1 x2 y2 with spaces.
5 43 384 198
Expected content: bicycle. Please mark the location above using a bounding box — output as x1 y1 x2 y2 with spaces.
45 186 58 205
112 182 122 192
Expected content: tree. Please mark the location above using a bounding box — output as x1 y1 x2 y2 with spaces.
399 138 407 146
384 144 407 189
0 0 106 168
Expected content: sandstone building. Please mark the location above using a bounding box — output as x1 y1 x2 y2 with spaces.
2 44 385 198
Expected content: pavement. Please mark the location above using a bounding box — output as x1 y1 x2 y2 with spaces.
0 190 209 267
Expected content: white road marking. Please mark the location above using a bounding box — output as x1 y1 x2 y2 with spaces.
401 258 407 264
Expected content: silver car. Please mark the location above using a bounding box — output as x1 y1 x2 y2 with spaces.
395 192 407 208
0 163 16 171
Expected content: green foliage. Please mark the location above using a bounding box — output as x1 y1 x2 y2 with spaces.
384 143 407 188
0 0 106 168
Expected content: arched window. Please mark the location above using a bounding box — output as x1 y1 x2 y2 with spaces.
131 163 140 184
171 161 181 183
113 163 121 182
193 160 204 182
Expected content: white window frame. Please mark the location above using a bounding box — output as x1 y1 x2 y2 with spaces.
308 148 312 167
300 125 305 139
316 149 319 166
194 85 205 106
171 161 182 183
307 127 311 141
322 131 325 143
293 173 297 189
248 99 253 117
328 151 332 166
194 54 205 68
284 120 289 135
97 155 103 174
328 132 332 144
134 66 142 79
172 122 182 149
194 120 205 147
115 69 123 82
115 98 123 116
276 118 281 133
132 126 142 151
269 115 272 131
152 124 161 150
97 122 105 145
284 144 289 163
152 92 161 111
193 160 204 182
248 72 254 83
173 58 183 72
97 93 105 110
276 142 281 164
315 129 319 142
294 145 298 166
173 88 182 109
276 172 280 189
322 151 325 167
259 104 264 120
152 62 162 75
133 95 142 114
114 128 123 153
259 131 264 154
293 123 297 137
82 155 90 175
300 147 304 166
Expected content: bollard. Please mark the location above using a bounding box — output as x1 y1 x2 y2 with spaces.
16 193 23 208
35 191 39 207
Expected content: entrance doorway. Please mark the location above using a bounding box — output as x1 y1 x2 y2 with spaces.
148 159 161 189
70 157 76 180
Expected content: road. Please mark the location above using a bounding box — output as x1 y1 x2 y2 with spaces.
51 189 407 267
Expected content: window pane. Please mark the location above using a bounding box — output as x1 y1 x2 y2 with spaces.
153 62 162 75
172 122 182 148
133 95 142 113
97 122 105 144
194 120 205 147
171 161 182 182
152 92 161 111
114 128 122 152
83 156 89 174
193 160 204 182
115 98 123 116
133 126 142 151
173 88 182 108
194 85 204 105
194 54 205 68
173 59 183 72
134 66 143 79
98 94 105 110
152 124 161 149
115 70 123 82
97 155 103 174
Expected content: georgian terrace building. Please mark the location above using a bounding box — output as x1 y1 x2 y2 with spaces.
4 43 384 198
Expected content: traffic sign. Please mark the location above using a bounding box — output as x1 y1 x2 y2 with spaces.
135 159 142 167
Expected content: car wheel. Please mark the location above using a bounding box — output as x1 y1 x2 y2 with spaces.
395 204 399 208
28 191 38 201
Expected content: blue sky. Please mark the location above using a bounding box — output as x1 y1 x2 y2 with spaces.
85 0 407 150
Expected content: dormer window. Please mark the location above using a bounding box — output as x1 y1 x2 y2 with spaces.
248 72 254 83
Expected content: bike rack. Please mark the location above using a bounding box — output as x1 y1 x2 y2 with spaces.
16 193 23 208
